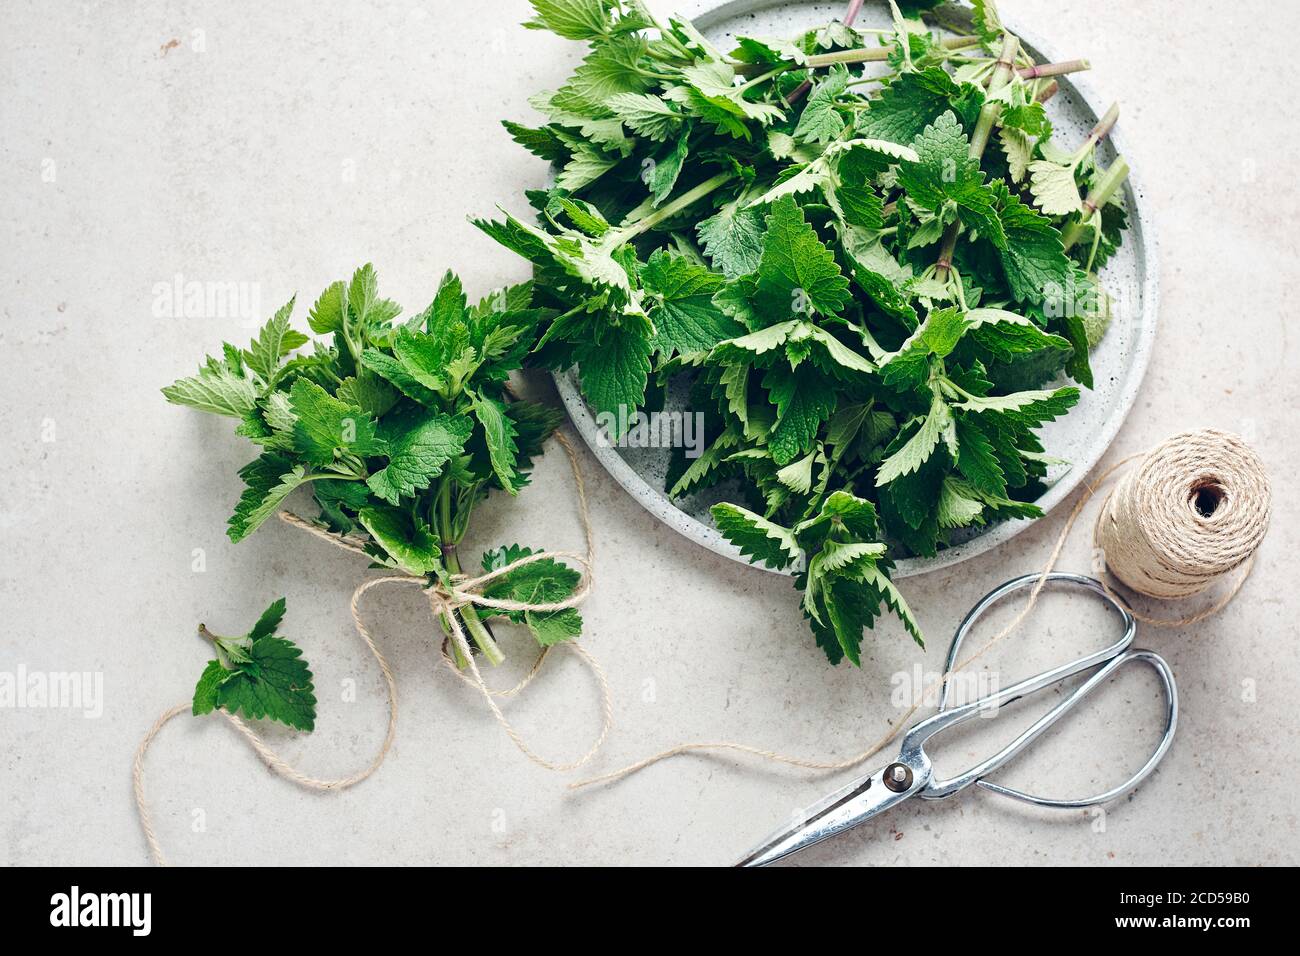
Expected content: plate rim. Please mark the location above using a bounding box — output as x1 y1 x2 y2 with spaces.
551 0 1159 579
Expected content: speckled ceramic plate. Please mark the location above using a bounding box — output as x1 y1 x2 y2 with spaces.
553 0 1157 578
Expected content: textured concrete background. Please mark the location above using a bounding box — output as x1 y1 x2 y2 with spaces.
1 0 1296 866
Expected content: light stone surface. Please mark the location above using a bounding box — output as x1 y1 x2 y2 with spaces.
1 0 1296 867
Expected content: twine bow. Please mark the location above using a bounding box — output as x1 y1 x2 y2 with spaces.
135 429 611 865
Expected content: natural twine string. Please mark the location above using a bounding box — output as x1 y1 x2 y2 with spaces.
1095 429 1270 601
134 428 611 866
571 428 1270 790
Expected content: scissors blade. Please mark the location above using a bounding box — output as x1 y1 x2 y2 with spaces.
735 758 928 867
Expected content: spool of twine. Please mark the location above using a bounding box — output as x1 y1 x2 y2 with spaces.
1095 429 1270 600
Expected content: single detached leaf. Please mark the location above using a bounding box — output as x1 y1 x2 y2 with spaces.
193 598 316 731
211 636 317 731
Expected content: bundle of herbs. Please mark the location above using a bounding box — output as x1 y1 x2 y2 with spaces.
480 0 1129 664
164 265 584 726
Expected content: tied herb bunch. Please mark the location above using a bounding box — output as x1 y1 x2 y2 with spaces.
164 265 585 727
480 0 1129 664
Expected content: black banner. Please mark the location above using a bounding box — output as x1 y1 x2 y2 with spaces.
2 866 1284 939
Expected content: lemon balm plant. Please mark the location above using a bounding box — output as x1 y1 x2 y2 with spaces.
164 265 584 723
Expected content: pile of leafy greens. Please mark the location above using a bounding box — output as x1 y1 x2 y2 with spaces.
479 0 1129 665
165 266 584 726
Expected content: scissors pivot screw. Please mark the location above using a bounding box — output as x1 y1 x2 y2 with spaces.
884 763 913 792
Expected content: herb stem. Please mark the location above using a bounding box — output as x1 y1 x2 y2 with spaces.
1018 58 1090 79
1061 154 1129 251
733 35 982 79
935 33 1019 281
1036 79 1060 103
969 34 1020 156
1076 102 1120 158
609 170 736 244
737 66 785 92
436 479 504 667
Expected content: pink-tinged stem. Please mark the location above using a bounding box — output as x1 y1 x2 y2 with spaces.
1018 58 1090 79
1036 79 1060 103
1086 101 1121 145
790 0 867 104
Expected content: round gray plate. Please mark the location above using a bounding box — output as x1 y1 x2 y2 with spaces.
554 0 1157 578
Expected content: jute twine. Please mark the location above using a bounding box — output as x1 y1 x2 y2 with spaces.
571 428 1271 790
134 429 612 866
1095 429 1270 600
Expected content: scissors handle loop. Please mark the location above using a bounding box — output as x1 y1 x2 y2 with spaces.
905 573 1178 806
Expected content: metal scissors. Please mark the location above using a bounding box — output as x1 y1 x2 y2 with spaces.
737 572 1178 867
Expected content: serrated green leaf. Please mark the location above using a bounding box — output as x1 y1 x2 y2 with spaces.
642 248 742 357
243 297 307 384
212 635 316 731
191 660 226 717
575 325 653 424
711 502 803 569
467 393 520 494
697 199 766 278
358 505 442 576
876 391 953 485
308 281 347 334
1028 159 1084 216
648 132 690 205
162 360 259 419
794 65 849 144
367 409 472 505
227 454 312 542
607 92 683 142
993 181 1072 304
763 362 837 465
480 545 583 646
288 377 381 466
523 0 610 40
755 196 850 319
